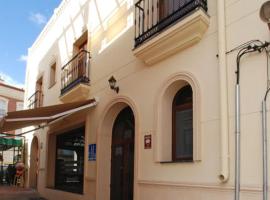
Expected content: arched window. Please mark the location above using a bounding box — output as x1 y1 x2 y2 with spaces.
172 85 193 161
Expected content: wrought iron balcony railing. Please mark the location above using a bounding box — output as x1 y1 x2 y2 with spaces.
134 0 208 47
28 90 43 109
61 50 91 95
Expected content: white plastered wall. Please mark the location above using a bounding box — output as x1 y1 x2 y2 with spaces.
24 0 270 199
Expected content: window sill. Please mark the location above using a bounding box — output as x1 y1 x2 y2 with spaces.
45 187 84 195
160 160 194 164
48 82 56 89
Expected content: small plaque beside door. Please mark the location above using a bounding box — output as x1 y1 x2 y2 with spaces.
88 144 96 161
144 135 152 149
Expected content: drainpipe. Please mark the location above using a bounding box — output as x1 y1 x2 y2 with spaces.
217 0 230 182
262 89 269 200
262 100 268 200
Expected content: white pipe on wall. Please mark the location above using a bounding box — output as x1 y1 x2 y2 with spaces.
262 99 268 200
217 0 230 182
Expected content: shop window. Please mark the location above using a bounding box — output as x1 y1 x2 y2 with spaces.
172 85 193 161
54 126 85 194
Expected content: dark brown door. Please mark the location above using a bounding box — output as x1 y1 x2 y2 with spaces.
77 40 87 78
35 77 43 108
110 107 135 200
159 0 182 20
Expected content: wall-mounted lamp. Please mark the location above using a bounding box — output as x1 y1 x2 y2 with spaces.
108 76 119 93
260 1 270 30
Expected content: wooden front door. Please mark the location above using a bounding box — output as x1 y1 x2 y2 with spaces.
110 107 135 200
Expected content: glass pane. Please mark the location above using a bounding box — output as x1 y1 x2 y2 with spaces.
175 109 193 159
55 127 85 194
0 100 7 117
174 85 192 106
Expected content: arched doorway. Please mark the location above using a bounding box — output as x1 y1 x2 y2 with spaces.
29 136 39 189
110 106 135 200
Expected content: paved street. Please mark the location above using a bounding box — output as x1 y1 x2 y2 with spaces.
0 186 45 200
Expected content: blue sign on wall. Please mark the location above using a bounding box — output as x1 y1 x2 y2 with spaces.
88 144 96 161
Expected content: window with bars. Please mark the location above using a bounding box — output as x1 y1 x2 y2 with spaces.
134 0 208 47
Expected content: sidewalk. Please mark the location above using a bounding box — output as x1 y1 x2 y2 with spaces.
0 186 45 200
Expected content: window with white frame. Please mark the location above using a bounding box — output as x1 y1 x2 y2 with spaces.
16 102 24 111
0 98 8 118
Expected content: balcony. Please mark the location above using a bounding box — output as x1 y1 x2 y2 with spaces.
60 50 91 103
134 0 210 65
28 90 43 109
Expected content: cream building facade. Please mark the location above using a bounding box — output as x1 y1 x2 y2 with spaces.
23 0 270 199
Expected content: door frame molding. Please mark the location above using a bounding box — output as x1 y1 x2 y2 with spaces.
96 96 140 200
110 107 135 200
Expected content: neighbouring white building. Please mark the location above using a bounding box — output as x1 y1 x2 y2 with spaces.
2 0 270 199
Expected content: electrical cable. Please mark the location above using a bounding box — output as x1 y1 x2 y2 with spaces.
264 87 270 101
236 47 260 84
233 39 270 200
227 40 264 54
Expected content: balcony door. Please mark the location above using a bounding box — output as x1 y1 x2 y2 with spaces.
35 77 43 107
159 0 182 19
78 40 87 78
74 31 88 80
110 107 135 200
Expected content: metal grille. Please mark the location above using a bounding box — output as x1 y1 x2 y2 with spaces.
61 50 90 95
28 90 43 109
134 0 208 47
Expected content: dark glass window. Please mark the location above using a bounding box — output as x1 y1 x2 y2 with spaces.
172 85 193 161
55 126 85 194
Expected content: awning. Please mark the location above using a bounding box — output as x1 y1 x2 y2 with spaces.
0 137 23 151
0 98 97 133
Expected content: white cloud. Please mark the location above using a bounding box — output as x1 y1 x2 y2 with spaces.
29 12 47 25
0 72 24 89
18 54 28 62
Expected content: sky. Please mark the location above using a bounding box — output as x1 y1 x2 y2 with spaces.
0 0 62 88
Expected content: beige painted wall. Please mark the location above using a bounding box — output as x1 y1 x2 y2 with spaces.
0 84 24 101
24 0 270 199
